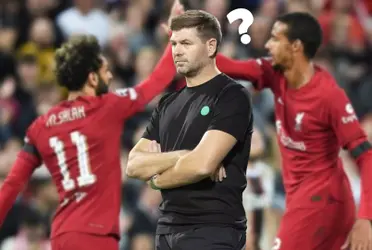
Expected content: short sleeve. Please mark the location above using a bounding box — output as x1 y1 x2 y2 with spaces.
326 87 365 148
142 107 160 142
208 85 253 141
142 92 175 142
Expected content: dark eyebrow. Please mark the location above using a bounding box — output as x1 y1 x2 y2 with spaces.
181 39 191 42
170 39 192 43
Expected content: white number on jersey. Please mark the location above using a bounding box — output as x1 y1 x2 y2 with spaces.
272 237 281 250
49 131 96 191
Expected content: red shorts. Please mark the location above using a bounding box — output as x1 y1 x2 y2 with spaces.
51 232 119 250
273 197 355 250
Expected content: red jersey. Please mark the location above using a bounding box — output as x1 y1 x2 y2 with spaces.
0 44 176 239
216 55 372 218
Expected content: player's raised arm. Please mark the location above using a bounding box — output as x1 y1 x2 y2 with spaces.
109 0 186 119
152 86 252 189
0 124 41 227
326 86 372 219
109 42 177 120
131 43 176 107
216 55 276 91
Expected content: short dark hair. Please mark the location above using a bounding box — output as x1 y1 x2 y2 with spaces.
170 10 222 57
276 12 322 59
55 35 102 91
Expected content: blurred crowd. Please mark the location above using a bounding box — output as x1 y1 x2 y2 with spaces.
1 0 372 249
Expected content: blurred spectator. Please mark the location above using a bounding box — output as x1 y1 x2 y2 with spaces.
125 185 161 250
319 0 365 51
132 47 159 86
286 0 312 13
259 0 281 19
11 55 38 139
0 207 50 250
25 0 59 17
0 1 19 53
244 127 274 250
107 23 133 83
33 84 62 115
18 17 57 85
247 15 272 57
27 178 58 237
0 139 22 174
0 77 19 146
56 0 109 47
204 0 230 24
122 3 154 54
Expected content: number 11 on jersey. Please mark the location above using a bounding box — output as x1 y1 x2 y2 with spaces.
49 131 96 191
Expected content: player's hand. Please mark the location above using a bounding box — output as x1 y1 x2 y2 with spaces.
210 165 227 182
169 0 185 24
161 0 185 34
148 140 161 153
341 219 372 250
146 141 161 186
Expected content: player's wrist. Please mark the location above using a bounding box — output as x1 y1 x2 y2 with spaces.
357 201 372 222
150 175 161 190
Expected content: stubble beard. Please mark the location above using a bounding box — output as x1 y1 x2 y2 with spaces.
177 61 204 78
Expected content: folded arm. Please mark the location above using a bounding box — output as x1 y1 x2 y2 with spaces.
126 138 189 181
152 130 237 189
153 85 252 189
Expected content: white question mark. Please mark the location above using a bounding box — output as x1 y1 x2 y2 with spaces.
226 8 254 45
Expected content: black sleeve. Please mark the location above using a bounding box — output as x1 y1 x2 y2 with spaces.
142 107 160 142
142 93 175 142
23 121 42 162
208 85 252 141
22 142 41 159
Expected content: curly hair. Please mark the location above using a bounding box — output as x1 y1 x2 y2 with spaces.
55 35 102 91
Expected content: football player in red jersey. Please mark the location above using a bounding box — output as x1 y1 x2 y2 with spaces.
212 12 372 250
0 1 184 249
